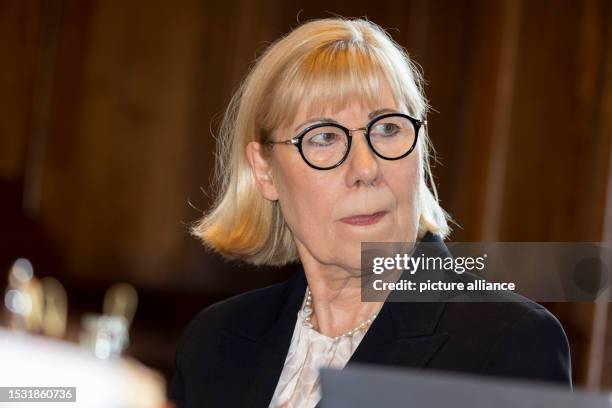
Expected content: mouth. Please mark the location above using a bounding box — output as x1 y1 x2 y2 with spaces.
339 211 388 226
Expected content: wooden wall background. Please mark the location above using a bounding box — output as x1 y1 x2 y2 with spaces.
1 0 611 387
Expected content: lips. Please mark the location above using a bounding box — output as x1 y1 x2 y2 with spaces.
339 211 387 226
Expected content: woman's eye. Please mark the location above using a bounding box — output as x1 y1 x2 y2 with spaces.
308 132 338 146
373 123 400 136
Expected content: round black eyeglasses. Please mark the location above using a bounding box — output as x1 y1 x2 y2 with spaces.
265 113 425 170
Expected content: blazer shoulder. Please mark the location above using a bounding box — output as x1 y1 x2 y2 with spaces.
472 295 572 386
177 278 291 357
438 290 572 387
483 300 572 386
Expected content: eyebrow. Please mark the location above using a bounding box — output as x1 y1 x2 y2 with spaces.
293 108 398 132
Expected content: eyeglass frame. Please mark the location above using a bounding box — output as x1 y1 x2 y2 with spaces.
264 112 426 170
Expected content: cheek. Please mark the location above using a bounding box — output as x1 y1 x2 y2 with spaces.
272 158 335 235
386 155 421 225
390 148 419 187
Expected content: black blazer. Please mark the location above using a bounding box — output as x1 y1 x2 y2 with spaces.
170 232 572 407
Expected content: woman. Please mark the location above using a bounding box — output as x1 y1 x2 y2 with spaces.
170 17 572 408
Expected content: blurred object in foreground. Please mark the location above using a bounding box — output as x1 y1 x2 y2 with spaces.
104 283 139 328
79 282 139 359
320 364 609 408
80 314 129 360
0 327 166 407
41 277 68 337
4 258 44 332
4 258 68 338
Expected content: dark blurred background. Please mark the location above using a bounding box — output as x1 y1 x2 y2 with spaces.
1 0 611 390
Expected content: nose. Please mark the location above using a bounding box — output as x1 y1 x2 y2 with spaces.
345 129 381 187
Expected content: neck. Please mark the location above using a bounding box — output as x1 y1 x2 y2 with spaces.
297 245 384 338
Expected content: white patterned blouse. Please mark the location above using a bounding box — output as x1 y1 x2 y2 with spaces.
269 289 378 408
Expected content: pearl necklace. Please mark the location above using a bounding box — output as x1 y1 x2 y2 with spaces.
302 287 378 341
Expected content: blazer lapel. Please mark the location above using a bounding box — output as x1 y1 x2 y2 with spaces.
349 231 452 369
347 300 448 370
213 267 307 408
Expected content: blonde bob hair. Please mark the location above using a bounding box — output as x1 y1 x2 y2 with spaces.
192 17 452 266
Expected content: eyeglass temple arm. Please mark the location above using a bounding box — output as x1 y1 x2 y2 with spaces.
266 139 299 145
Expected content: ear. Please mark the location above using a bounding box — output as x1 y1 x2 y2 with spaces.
246 141 279 201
